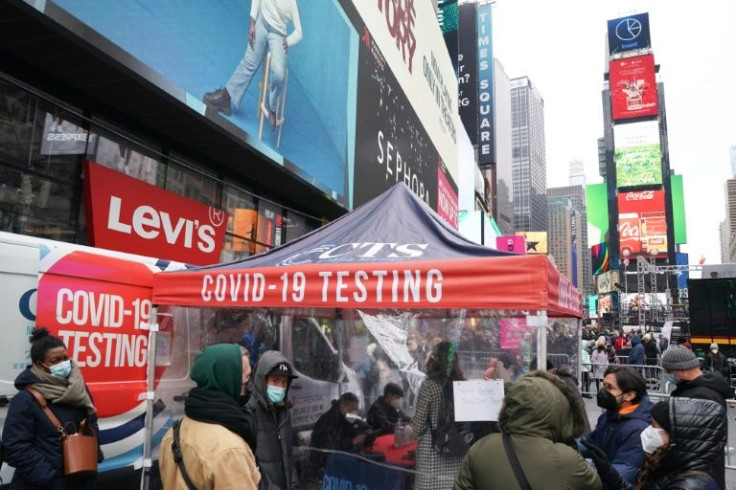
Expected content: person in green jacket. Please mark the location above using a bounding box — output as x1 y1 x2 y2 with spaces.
453 370 602 490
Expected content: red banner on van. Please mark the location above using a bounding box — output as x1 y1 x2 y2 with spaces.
84 161 228 265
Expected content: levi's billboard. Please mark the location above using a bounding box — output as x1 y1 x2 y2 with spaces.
610 55 658 121
84 161 228 265
618 189 667 259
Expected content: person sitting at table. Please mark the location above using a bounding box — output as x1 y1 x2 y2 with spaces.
367 383 410 436
309 393 366 477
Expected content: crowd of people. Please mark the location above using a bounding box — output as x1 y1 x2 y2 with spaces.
2 327 734 490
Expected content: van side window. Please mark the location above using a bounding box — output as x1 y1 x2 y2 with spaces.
292 318 340 383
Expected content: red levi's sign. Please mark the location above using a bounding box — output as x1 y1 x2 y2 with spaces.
84 161 228 265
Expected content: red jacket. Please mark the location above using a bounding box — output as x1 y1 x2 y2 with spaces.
614 337 627 351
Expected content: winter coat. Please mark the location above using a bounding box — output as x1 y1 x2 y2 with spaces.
703 353 728 377
453 371 601 490
1 368 101 490
591 348 609 379
583 396 654 483
246 351 297 490
581 348 592 373
670 372 734 490
633 397 726 490
628 336 645 366
366 396 409 436
644 339 660 360
615 337 628 352
159 417 260 490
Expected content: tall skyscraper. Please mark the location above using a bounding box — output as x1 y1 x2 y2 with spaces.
548 185 592 296
730 146 736 178
511 76 547 232
569 159 586 187
720 220 730 263
494 59 513 235
547 197 582 285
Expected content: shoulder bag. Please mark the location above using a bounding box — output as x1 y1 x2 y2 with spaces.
26 386 98 476
172 419 197 490
502 432 533 490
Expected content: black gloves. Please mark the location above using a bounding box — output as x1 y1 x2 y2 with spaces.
581 439 630 490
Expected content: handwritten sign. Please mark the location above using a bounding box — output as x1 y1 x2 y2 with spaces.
453 379 504 422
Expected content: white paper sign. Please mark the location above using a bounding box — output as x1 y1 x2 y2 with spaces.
453 379 505 422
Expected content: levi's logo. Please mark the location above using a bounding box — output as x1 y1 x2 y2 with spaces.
107 196 216 253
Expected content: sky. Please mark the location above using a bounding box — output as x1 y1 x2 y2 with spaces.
491 0 736 264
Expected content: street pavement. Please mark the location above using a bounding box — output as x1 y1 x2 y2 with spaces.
581 394 736 488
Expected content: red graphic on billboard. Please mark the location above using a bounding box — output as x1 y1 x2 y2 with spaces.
618 190 667 259
496 235 526 254
610 55 659 120
85 161 228 265
36 251 166 416
437 163 459 229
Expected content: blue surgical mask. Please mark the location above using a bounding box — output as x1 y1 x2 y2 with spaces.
48 360 72 379
267 385 286 404
666 374 677 385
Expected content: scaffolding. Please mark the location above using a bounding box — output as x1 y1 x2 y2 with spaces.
633 256 703 327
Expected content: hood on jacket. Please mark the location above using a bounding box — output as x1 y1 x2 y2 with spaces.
631 335 642 346
683 372 735 400
659 397 727 473
14 366 41 391
190 343 243 401
252 350 297 408
499 371 588 444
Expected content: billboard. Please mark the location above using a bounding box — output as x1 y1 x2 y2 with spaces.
618 189 668 259
496 235 526 254
457 2 478 144
586 183 610 245
607 13 651 55
476 2 495 166
438 0 459 73
42 0 458 217
671 174 688 244
676 252 689 290
84 161 229 265
516 231 547 254
614 121 663 188
610 55 658 120
596 270 619 295
591 242 610 276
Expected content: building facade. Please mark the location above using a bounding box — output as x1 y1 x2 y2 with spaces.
494 59 514 235
568 159 586 187
511 76 547 232
548 185 592 296
547 197 581 285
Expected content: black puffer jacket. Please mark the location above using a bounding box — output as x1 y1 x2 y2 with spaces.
245 351 298 490
629 397 727 490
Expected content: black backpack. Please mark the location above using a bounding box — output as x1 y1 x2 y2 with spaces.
431 383 476 458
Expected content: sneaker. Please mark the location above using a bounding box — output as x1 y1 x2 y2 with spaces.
269 110 277 131
203 88 232 116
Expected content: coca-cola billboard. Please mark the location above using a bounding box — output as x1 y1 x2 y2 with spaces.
618 190 667 259
84 161 229 265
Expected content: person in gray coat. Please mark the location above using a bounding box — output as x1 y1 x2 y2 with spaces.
246 350 299 490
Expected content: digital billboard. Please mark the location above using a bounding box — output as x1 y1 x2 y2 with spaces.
676 252 689 290
607 13 651 55
476 2 495 166
41 0 458 219
618 189 668 259
516 231 547 254
610 55 658 120
496 235 526 254
586 183 610 245
457 2 478 144
614 121 663 188
591 242 610 276
671 174 688 244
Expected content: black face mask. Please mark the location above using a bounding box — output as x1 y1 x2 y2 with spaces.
596 389 620 411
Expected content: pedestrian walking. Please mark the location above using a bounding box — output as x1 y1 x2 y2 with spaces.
2 327 102 490
584 397 726 490
159 343 260 489
661 346 734 490
591 339 609 392
703 343 729 378
581 341 593 398
628 335 645 369
453 371 601 490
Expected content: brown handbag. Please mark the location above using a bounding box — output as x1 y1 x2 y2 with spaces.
26 387 99 475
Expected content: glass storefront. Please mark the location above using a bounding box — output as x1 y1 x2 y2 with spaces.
0 75 320 257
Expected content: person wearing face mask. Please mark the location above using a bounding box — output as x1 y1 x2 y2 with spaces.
309 392 365 479
2 327 102 489
703 343 729 378
160 344 260 489
579 366 652 484
661 346 733 490
583 397 727 490
366 383 410 436
245 350 299 490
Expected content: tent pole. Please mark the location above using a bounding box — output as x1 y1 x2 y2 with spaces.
577 318 583 382
139 305 159 490
536 311 548 373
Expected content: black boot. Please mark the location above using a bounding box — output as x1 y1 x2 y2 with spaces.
203 88 232 116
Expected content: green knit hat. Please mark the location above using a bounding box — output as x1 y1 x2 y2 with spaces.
190 343 242 401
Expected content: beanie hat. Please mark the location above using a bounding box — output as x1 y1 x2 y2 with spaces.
661 346 700 371
710 343 719 351
649 401 672 435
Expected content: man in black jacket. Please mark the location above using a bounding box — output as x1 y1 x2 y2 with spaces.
246 350 299 490
366 383 410 436
662 346 734 490
310 393 365 476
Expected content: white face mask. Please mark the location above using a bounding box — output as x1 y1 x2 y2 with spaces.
640 425 667 454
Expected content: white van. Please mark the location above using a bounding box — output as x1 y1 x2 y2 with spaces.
0 231 360 486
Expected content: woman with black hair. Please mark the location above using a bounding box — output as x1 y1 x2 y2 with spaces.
1 327 102 489
584 397 727 490
412 341 466 490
